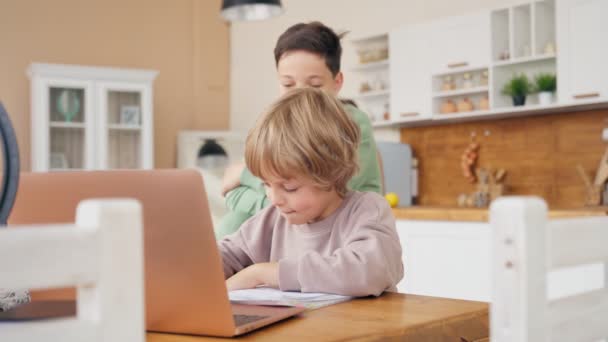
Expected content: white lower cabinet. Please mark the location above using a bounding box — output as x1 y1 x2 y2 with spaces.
395 220 491 301
395 220 605 302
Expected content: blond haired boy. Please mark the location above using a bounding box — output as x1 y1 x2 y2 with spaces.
219 88 403 296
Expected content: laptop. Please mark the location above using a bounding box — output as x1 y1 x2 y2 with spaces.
5 169 304 336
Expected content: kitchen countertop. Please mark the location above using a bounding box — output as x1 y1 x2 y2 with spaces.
392 206 608 222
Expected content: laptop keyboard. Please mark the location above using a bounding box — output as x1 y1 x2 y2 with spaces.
233 314 269 326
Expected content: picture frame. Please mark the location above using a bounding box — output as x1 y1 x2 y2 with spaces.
120 105 141 125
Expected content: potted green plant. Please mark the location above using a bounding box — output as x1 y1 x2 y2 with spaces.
534 73 557 106
502 74 532 106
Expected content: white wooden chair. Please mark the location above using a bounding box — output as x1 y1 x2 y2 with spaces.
490 196 608 342
0 199 145 342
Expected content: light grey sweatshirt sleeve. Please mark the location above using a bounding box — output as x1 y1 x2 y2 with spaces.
217 207 275 279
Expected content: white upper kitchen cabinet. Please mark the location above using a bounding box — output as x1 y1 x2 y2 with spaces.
389 23 433 119
28 63 158 171
426 11 491 75
557 0 608 103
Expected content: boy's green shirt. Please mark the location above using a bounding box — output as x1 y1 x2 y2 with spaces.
215 104 382 239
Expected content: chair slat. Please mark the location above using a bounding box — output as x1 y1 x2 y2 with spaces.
0 226 99 289
549 288 608 342
0 318 98 342
550 217 608 269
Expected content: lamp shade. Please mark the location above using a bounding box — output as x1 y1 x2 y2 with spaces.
221 0 283 22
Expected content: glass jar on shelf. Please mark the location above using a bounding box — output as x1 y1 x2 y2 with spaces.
440 99 457 114
480 70 489 86
441 75 456 91
457 97 474 112
357 48 372 64
479 95 490 110
372 77 387 91
462 73 473 89
359 81 372 93
368 40 389 62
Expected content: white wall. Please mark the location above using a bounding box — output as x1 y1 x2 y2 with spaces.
229 0 524 138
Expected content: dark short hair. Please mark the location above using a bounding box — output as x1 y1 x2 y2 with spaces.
274 22 344 76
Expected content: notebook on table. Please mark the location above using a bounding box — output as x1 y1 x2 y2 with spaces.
229 287 352 310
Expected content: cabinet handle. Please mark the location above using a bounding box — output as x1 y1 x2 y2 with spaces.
447 62 469 69
400 112 419 117
573 92 600 99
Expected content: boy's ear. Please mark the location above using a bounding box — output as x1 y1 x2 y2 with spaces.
333 72 344 93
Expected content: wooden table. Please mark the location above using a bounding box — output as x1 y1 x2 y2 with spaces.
147 293 488 341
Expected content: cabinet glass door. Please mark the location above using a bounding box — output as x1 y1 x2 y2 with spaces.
105 90 142 169
48 87 86 170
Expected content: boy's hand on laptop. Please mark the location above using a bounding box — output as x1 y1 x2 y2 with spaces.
226 262 279 291
221 162 245 196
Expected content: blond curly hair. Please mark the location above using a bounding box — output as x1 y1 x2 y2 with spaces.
245 88 360 197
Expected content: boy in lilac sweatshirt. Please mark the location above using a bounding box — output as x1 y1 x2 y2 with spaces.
218 88 403 297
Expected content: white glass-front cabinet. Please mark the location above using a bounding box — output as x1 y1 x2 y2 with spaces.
28 63 158 171
557 0 608 103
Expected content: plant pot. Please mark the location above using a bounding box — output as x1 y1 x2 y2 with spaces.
512 94 526 106
538 91 553 106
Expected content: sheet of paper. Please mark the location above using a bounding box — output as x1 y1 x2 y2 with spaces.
228 287 352 310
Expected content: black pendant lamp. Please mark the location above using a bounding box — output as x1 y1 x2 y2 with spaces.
221 0 283 22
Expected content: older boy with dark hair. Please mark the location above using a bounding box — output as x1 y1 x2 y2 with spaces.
217 22 382 239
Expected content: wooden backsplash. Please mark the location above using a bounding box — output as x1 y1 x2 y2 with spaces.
400 109 608 208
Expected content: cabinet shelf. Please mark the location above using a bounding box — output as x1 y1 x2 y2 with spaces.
433 109 493 120
376 99 608 128
108 124 142 131
371 119 394 128
50 122 85 129
431 66 489 78
351 33 389 44
433 102 582 122
372 114 431 128
493 53 556 67
432 86 489 98
351 60 389 71
355 89 390 100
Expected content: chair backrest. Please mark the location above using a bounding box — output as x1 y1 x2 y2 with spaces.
490 196 608 342
0 199 144 342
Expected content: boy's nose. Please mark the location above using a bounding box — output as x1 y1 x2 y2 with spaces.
269 190 285 207
294 82 308 89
